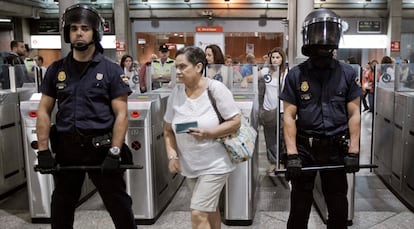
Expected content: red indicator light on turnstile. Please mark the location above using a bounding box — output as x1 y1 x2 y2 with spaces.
131 141 141 151
29 110 37 118
130 110 140 118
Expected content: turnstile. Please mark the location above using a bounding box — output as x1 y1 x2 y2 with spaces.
0 90 26 198
126 93 184 224
20 95 96 223
223 92 259 226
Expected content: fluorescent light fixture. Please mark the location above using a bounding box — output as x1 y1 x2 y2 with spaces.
31 35 116 49
339 35 387 49
0 18 12 22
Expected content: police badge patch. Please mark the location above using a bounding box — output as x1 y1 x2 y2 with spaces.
58 71 66 81
301 81 309 92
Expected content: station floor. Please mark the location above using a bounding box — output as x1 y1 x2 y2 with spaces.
1 111 414 228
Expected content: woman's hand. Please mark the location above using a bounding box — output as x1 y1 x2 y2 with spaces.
187 128 211 141
168 159 181 174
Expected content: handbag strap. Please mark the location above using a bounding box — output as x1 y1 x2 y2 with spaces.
207 80 225 123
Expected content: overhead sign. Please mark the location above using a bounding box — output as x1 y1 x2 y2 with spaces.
195 26 223 32
357 20 381 33
391 41 400 52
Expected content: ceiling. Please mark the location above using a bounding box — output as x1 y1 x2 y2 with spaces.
1 0 414 19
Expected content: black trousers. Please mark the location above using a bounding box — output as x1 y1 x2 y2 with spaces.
51 132 136 229
287 136 348 229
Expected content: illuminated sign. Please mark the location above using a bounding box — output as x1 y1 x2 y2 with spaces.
357 20 381 33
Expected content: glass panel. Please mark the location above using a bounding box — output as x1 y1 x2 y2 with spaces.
395 63 414 92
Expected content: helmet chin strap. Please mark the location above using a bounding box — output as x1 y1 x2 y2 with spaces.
308 47 334 69
71 41 95 51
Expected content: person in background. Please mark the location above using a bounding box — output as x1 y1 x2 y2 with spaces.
262 54 269 64
138 53 158 93
151 44 175 89
120 54 139 93
378 55 394 87
33 55 48 79
347 56 369 112
205 44 228 84
35 4 136 228
362 62 374 112
0 40 33 88
164 46 240 229
257 47 288 173
280 9 362 228
224 55 233 66
240 53 256 78
224 54 243 83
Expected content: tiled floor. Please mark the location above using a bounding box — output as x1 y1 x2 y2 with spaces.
1 110 414 228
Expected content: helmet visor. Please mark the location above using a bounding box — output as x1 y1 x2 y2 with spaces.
303 21 341 46
64 7 101 30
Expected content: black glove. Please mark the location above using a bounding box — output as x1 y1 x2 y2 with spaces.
101 152 121 170
286 154 302 181
37 149 56 173
344 153 360 173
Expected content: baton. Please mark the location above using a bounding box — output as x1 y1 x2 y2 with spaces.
34 164 143 173
275 164 378 174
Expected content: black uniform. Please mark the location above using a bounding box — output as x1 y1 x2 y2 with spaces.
280 59 363 228
40 51 135 229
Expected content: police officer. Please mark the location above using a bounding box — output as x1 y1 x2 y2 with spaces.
280 9 362 229
35 4 136 228
151 44 175 89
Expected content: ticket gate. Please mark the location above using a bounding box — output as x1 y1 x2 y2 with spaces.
223 92 259 226
126 93 184 224
313 172 355 225
0 90 26 198
20 95 96 223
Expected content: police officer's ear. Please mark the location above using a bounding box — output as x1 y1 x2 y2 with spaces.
301 45 311 57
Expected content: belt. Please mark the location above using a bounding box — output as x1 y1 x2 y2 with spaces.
58 129 112 147
297 132 348 148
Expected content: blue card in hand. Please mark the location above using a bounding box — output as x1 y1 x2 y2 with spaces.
175 121 198 134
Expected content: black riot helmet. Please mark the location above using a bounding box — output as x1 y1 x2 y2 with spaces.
301 8 342 57
62 4 104 52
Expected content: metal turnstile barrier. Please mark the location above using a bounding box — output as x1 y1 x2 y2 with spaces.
126 93 184 225
20 95 96 223
0 90 26 198
223 92 259 226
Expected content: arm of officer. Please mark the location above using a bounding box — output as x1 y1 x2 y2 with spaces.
347 97 361 154
36 94 55 150
283 101 298 155
111 94 129 148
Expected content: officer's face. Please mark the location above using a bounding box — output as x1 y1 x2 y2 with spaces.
69 22 94 44
175 54 202 84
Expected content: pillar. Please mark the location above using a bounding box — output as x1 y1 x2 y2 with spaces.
59 0 79 57
114 0 130 62
387 0 402 58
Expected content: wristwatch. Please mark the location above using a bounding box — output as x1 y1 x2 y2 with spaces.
109 146 121 157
